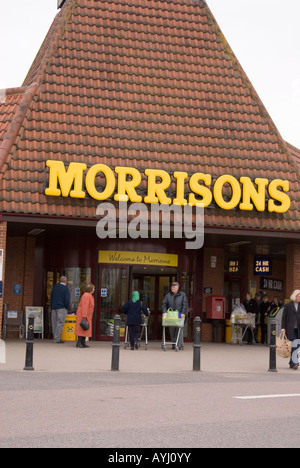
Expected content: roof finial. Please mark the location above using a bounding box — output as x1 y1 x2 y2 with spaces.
57 0 67 9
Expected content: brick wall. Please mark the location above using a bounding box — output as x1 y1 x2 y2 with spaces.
202 247 225 311
0 222 7 333
4 236 35 312
286 244 300 296
201 247 225 342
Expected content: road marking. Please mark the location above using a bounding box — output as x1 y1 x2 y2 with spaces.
234 394 300 400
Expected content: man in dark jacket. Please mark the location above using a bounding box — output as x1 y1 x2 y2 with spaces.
281 290 300 369
161 282 188 349
259 295 270 344
50 276 70 343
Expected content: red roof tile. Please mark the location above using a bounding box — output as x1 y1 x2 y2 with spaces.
0 0 299 232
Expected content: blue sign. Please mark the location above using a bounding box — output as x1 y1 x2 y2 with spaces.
101 288 107 298
254 258 272 275
13 284 21 295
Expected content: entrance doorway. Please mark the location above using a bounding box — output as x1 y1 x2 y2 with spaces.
132 267 177 340
96 264 177 340
45 267 92 337
223 275 243 317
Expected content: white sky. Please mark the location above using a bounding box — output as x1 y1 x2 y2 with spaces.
1 0 299 148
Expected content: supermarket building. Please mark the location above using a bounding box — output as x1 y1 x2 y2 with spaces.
0 0 299 342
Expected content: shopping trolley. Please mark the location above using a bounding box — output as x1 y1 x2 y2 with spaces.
124 311 150 350
231 312 256 345
162 309 185 352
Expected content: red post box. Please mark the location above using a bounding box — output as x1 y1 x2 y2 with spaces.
206 296 225 320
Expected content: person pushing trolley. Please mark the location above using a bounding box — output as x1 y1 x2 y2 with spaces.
161 282 188 351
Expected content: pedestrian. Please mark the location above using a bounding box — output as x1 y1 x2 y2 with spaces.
281 290 300 370
75 283 95 348
122 291 149 350
269 296 281 316
243 293 257 345
161 282 188 350
50 275 70 343
243 293 254 313
259 294 270 344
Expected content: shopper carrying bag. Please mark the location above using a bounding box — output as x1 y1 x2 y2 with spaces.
75 283 95 348
276 332 292 359
281 290 300 369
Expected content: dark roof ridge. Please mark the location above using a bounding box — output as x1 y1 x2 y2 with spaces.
286 141 300 152
23 0 78 87
286 141 300 174
0 87 27 100
0 82 39 176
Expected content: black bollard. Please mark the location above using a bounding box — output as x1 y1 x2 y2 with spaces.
111 314 121 371
24 314 35 371
268 319 278 373
193 316 201 371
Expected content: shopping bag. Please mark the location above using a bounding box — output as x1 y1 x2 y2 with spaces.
276 332 292 359
162 309 184 327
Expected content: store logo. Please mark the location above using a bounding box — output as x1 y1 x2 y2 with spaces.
44 160 291 214
96 201 204 250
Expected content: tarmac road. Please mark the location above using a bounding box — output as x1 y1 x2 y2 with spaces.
1 341 300 449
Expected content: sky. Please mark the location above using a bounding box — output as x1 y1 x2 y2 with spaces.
1 0 299 148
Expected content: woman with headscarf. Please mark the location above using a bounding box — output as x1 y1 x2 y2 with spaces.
122 291 149 350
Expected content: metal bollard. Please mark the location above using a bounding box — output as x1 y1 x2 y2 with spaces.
193 316 201 371
24 314 35 371
111 314 121 371
268 319 278 373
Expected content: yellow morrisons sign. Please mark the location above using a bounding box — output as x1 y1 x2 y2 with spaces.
98 251 178 267
45 160 291 213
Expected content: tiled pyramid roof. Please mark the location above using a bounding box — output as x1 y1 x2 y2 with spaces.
287 143 300 172
0 0 299 232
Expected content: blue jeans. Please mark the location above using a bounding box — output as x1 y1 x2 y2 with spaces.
290 329 300 367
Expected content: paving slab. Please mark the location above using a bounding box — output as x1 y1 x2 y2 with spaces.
0 339 294 374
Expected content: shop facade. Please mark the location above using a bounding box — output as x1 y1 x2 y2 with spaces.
1 214 299 342
0 0 299 342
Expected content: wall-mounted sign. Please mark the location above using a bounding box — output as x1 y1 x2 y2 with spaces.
228 258 239 274
260 277 283 292
13 284 21 295
254 258 272 275
44 160 291 214
98 250 178 268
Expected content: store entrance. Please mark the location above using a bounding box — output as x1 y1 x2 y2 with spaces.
96 264 177 340
132 267 177 340
223 275 243 317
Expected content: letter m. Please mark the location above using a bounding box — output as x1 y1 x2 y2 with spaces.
45 160 87 198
